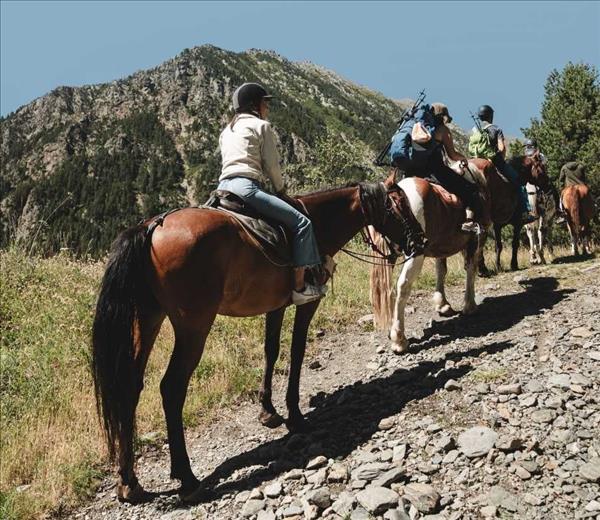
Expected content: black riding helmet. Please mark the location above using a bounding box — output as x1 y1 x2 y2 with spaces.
233 82 273 113
477 105 494 122
524 138 537 147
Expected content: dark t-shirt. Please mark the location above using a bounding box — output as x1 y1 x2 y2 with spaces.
482 123 504 150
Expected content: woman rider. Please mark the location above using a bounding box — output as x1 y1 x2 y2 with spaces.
217 82 326 305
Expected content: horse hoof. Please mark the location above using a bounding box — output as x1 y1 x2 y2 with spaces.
437 304 456 317
259 411 285 429
391 338 409 354
179 483 209 505
462 305 478 316
117 481 151 504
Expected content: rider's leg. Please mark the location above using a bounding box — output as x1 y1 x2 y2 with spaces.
218 177 324 302
429 163 483 230
498 162 532 214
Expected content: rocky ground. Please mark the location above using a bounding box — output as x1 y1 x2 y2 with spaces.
71 256 600 520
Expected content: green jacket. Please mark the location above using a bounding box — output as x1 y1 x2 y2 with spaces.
559 162 587 187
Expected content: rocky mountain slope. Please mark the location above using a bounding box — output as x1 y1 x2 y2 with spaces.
1 45 424 255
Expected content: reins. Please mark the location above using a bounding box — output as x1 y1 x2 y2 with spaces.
340 182 414 268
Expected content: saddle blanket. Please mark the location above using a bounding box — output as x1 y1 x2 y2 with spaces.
203 190 293 266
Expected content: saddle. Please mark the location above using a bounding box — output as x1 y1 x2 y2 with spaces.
203 190 293 266
430 183 463 209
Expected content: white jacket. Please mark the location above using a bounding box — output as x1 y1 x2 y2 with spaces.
218 113 284 193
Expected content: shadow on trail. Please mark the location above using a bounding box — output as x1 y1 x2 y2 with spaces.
178 340 515 504
410 276 574 354
551 253 595 264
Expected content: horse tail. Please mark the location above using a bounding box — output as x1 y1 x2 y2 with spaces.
370 229 395 330
91 224 151 461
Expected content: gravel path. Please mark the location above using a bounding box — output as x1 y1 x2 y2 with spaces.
71 257 600 520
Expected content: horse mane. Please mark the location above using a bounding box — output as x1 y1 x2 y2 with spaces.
297 181 365 200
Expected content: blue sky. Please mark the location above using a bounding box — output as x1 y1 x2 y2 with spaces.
1 1 599 135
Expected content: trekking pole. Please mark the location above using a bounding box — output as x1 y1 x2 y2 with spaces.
374 89 426 167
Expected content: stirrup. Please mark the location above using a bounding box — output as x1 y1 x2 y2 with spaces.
461 220 482 235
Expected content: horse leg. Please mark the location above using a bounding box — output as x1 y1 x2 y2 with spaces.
117 310 165 503
546 223 554 260
567 219 578 256
462 244 478 315
286 300 320 431
390 255 425 353
494 224 503 271
258 308 286 428
538 223 546 264
161 312 216 498
510 223 521 271
433 258 454 317
477 229 491 277
526 224 537 264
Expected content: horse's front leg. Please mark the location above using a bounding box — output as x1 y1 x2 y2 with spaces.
390 255 425 354
286 300 320 432
258 308 286 428
433 257 455 316
526 224 537 264
538 224 547 264
477 228 491 276
494 224 503 271
462 242 479 315
510 223 521 271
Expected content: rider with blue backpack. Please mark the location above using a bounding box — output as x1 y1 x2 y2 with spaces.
390 102 483 234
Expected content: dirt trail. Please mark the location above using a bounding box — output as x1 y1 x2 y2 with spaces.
71 257 600 520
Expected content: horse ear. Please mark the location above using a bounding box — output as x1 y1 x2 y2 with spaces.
384 169 397 188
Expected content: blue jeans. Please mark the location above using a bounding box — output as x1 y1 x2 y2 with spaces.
497 160 531 212
217 177 321 267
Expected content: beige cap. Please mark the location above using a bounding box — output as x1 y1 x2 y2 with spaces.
431 103 452 124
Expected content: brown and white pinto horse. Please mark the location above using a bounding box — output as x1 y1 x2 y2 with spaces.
91 177 410 503
371 156 550 352
370 165 491 352
476 154 551 273
561 184 596 256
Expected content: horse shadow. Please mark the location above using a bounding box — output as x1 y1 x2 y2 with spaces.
153 276 569 509
551 253 596 264
179 340 515 505
408 276 573 354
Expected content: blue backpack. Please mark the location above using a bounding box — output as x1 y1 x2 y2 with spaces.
390 104 438 166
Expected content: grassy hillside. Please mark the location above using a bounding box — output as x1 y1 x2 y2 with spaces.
0 246 374 519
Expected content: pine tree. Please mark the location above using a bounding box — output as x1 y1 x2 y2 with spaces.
523 62 600 193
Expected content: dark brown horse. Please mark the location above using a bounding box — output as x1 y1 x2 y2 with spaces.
91 176 410 503
562 183 596 256
474 154 550 273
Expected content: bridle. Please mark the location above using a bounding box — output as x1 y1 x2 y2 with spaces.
340 182 414 266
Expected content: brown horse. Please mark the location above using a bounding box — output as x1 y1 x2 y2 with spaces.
91 176 411 503
561 184 595 256
475 154 550 273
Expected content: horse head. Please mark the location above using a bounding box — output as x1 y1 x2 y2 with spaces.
516 153 550 191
